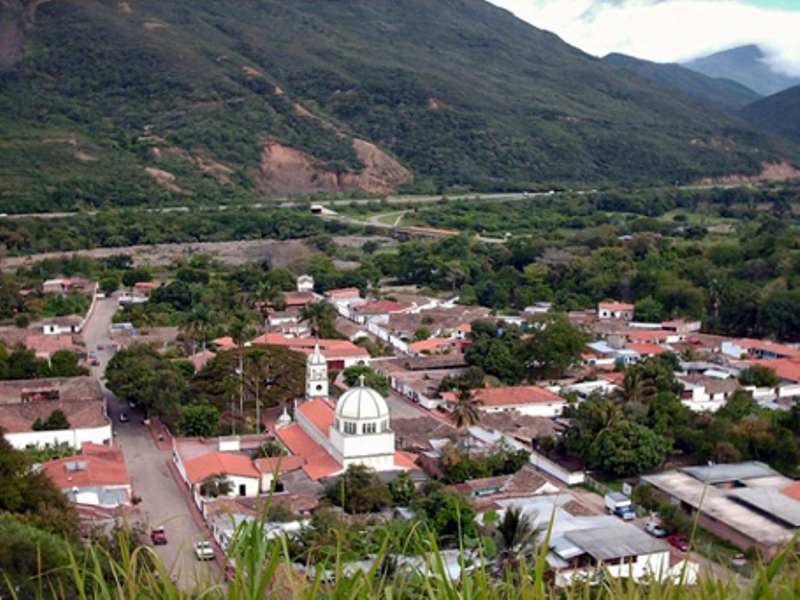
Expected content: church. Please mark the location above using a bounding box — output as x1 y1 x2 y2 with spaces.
275 346 416 480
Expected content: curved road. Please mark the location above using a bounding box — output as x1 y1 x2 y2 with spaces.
82 295 218 588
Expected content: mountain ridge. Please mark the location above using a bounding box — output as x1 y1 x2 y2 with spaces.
603 52 762 113
0 0 798 212
681 44 800 97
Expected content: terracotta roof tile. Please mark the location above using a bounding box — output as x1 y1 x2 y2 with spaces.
598 302 634 311
183 453 260 484
43 443 130 490
408 337 459 354
0 400 108 433
780 481 800 502
297 399 335 436
254 456 307 474
275 424 341 481
741 359 800 383
626 342 670 355
442 386 564 408
734 339 800 359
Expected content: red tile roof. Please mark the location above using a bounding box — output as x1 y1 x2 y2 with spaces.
780 481 800 502
183 453 260 484
740 358 800 383
275 424 341 481
325 287 360 299
43 443 130 490
297 399 336 436
627 342 670 356
0 400 108 433
598 302 634 311
442 385 564 408
254 455 307 475
251 335 369 359
599 372 626 384
212 336 237 350
394 451 419 470
408 337 458 354
353 301 410 314
25 334 76 357
625 330 669 343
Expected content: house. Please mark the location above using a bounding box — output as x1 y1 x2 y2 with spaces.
661 319 702 334
597 302 635 321
133 281 159 296
42 278 70 296
721 339 800 361
407 337 460 357
487 495 684 586
254 455 307 492
42 316 83 335
324 287 362 305
173 442 261 508
297 275 315 293
25 333 77 361
252 334 370 369
676 374 739 412
641 462 799 560
204 497 310 552
736 358 800 399
350 300 411 325
454 467 559 499
43 442 132 507
441 385 567 418
0 377 110 450
549 524 671 586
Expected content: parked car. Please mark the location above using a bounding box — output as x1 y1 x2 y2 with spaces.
667 534 689 552
614 506 636 521
645 520 668 538
90 358 100 366
119 412 130 423
194 541 215 561
151 527 167 545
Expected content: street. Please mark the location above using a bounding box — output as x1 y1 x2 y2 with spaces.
82 295 218 588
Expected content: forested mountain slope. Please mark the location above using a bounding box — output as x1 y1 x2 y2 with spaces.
739 86 800 142
604 53 762 113
0 0 798 213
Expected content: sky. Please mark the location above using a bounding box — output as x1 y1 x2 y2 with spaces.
489 0 800 76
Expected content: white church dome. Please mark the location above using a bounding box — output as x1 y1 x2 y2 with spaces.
335 384 389 421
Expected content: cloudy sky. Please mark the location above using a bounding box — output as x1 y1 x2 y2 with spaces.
489 0 800 75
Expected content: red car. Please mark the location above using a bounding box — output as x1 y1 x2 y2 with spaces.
151 527 167 545
667 534 689 552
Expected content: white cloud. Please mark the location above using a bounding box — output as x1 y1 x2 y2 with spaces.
490 0 800 75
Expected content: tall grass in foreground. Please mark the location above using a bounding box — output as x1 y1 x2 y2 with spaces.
7 507 800 600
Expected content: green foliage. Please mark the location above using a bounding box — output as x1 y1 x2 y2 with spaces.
24 441 77 463
176 403 220 437
199 473 233 498
413 485 477 542
326 464 392 514
0 435 79 539
342 365 389 396
441 442 531 484
105 343 187 420
1 0 795 214
522 313 589 380
738 365 780 388
32 409 71 431
388 471 417 506
587 421 672 477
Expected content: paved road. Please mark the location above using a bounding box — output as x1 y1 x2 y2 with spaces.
82 295 217 588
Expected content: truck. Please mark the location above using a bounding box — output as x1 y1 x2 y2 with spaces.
604 491 635 520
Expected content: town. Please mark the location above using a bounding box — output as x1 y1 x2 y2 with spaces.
4 266 800 590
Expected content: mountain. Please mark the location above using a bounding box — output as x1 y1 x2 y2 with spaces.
682 45 800 97
603 53 762 113
0 0 798 213
739 86 800 142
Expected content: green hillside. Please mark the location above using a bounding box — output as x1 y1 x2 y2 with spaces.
739 85 800 142
0 0 798 213
604 52 762 113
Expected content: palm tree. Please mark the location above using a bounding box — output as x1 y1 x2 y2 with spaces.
244 347 271 434
449 385 483 430
494 505 540 575
612 369 656 405
229 318 256 426
298 300 337 338
180 303 214 366
256 281 284 334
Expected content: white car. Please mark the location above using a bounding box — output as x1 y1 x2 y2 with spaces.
194 541 215 561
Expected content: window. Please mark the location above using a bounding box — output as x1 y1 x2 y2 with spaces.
363 422 376 434
343 421 356 434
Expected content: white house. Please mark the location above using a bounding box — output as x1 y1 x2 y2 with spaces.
296 275 315 293
42 443 131 507
676 374 739 412
597 302 635 321
442 385 567 418
42 316 83 335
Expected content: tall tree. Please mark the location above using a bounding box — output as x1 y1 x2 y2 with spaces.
448 385 483 431
522 313 589 381
495 505 540 575
299 300 338 338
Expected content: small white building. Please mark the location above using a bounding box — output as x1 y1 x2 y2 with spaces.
677 374 739 412
297 275 315 293
597 302 635 321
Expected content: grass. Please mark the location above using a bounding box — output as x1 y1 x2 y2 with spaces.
12 492 800 600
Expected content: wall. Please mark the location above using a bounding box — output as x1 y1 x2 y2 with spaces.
482 402 565 418
6 424 112 450
528 448 585 485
